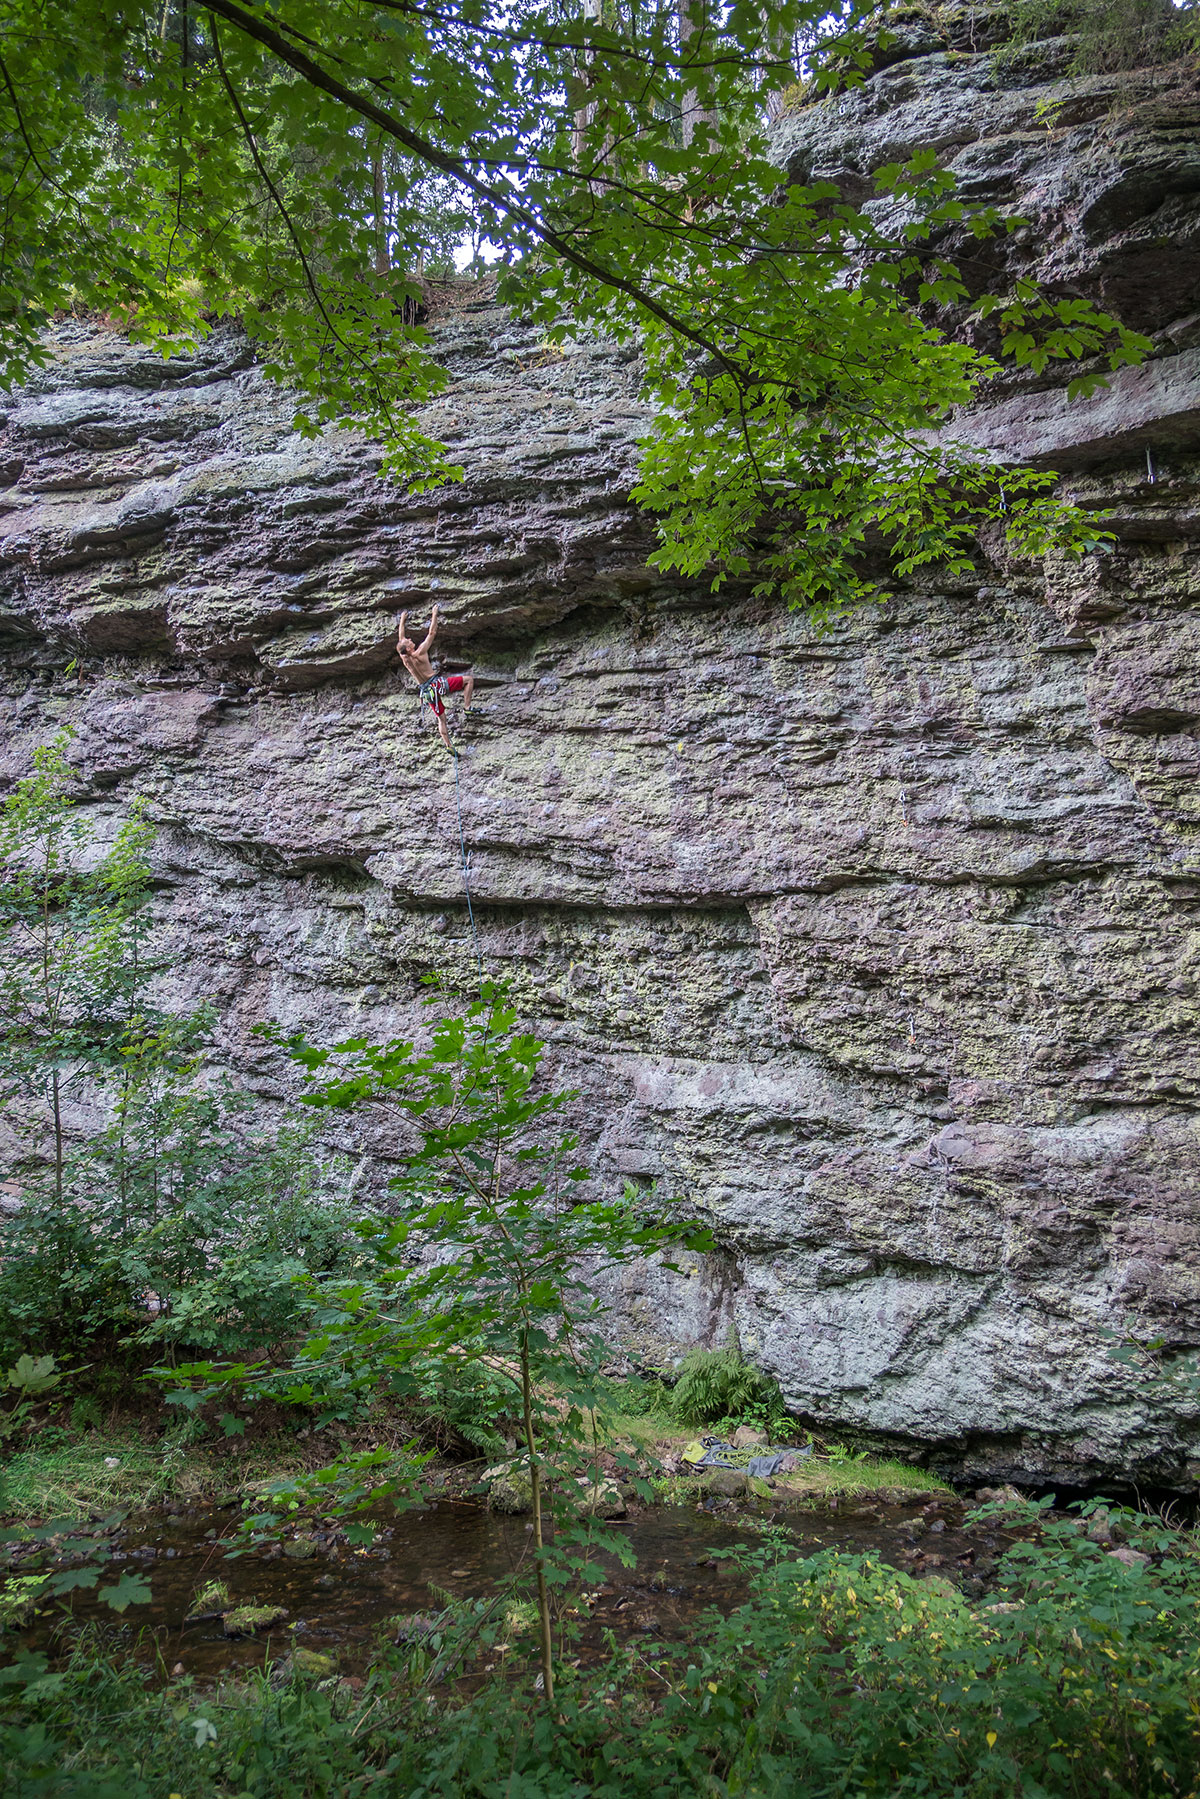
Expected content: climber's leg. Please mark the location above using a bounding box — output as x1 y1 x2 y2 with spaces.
442 672 473 718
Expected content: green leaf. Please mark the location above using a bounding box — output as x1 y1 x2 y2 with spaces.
96 1572 153 1613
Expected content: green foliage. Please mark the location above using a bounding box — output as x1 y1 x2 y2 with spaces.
602 1373 675 1422
410 1358 516 1462
669 1345 787 1431
0 735 362 1368
0 1355 65 1448
0 1094 359 1365
3 1501 1199 1795
0 1509 153 1625
67 1397 101 1434
189 1577 232 1616
0 1575 48 1631
0 1646 371 1798
0 733 159 1200
169 981 713 1699
4 1356 61 1399
0 1 1151 621
1004 0 1198 73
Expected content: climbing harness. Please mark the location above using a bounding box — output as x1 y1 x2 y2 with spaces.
418 673 451 722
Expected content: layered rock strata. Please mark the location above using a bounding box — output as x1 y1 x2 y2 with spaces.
2 14 1199 1485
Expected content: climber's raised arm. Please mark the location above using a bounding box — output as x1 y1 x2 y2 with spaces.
419 604 440 653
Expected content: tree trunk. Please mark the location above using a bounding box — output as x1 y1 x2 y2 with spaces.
520 1328 555 1705
372 147 390 275
572 0 602 171
678 0 715 149
761 14 796 123
51 1065 63 1205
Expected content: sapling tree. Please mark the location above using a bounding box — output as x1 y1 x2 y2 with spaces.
173 983 712 1701
0 736 360 1365
0 732 159 1205
0 735 366 1619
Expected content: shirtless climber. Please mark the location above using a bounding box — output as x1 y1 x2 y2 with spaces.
396 605 474 752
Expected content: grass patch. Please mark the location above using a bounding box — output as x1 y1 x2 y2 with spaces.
0 1424 317 1524
651 1454 951 1507
804 1455 951 1499
1 1434 171 1521
598 1369 953 1506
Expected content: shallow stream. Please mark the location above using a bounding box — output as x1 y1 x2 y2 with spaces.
17 1487 1006 1679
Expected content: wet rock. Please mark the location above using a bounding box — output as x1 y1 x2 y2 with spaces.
1107 1546 1152 1571
973 1486 1025 1508
1086 1508 1124 1546
223 1604 287 1638
577 1478 630 1519
291 1649 337 1678
282 1535 319 1560
699 1469 749 1499
484 1459 533 1515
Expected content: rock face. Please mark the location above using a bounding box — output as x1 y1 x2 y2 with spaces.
2 16 1200 1487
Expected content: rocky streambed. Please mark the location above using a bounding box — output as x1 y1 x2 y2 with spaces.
14 1490 1012 1681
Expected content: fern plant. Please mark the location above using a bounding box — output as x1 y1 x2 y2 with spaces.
669 1347 787 1432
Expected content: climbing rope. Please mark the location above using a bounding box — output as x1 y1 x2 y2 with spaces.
451 741 484 983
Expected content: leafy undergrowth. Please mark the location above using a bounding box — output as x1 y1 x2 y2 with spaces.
4 1503 1198 1798
3 1368 948 1530
0 1410 422 1528
599 1367 952 1505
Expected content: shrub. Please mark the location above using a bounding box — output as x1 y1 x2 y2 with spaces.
0 735 362 1368
0 1088 361 1367
669 1345 786 1431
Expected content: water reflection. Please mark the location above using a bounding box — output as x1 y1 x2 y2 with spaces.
24 1492 999 1678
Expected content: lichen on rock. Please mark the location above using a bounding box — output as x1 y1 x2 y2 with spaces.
484 1459 534 1515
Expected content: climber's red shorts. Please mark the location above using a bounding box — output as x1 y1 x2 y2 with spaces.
421 674 466 716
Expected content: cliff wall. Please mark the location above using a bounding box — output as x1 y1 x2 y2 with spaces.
2 10 1199 1486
